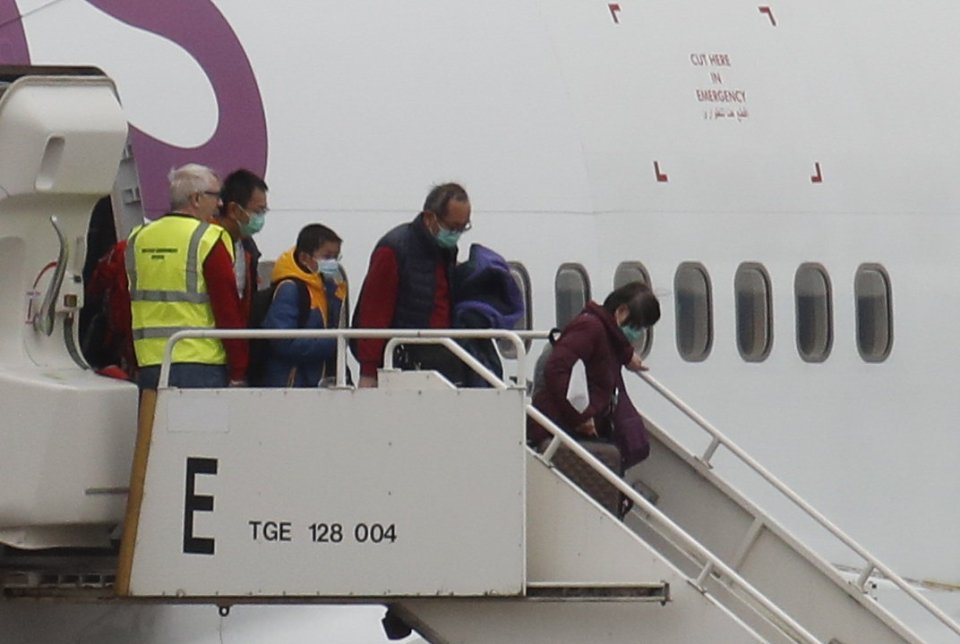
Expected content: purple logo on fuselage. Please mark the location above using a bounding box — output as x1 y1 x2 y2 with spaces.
0 0 268 218
0 0 30 64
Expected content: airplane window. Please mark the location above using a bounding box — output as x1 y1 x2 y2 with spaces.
674 262 712 362
795 264 832 362
614 261 653 358
855 264 893 362
498 261 533 359
555 263 591 328
735 263 773 362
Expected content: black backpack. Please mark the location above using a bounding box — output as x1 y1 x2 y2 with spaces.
247 278 310 386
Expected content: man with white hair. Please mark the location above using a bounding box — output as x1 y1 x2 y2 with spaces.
126 163 248 389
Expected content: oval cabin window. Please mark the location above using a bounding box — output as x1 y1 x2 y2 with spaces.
855 264 893 362
498 261 533 359
795 263 833 362
555 263 591 329
674 262 712 362
614 261 653 358
735 263 773 362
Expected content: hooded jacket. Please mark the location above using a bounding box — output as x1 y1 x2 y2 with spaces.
452 243 525 386
261 248 347 387
528 301 635 443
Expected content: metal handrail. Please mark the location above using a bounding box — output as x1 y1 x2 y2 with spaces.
158 328 527 390
383 337 509 389
526 405 822 644
635 371 960 638
33 215 67 336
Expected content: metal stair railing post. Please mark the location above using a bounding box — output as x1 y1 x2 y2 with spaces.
636 370 960 639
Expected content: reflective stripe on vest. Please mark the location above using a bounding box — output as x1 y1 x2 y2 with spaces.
131 326 198 340
127 216 234 367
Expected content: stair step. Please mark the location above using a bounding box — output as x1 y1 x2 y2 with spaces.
526 581 669 603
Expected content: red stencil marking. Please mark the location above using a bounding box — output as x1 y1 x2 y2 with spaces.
759 6 776 26
654 161 669 183
608 3 621 24
811 162 823 183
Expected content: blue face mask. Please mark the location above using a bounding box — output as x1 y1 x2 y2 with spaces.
239 207 266 237
621 323 644 344
317 258 340 277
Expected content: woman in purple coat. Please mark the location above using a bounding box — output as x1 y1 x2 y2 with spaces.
529 282 660 465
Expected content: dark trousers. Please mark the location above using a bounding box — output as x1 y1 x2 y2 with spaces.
394 344 464 386
137 363 228 390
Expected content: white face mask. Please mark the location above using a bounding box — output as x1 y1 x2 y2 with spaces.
316 258 340 277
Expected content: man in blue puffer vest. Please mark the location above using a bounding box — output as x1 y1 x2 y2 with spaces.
354 182 472 387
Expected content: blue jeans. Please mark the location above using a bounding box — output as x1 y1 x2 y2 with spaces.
138 363 228 390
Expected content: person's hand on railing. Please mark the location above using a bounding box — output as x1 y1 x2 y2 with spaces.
358 375 378 388
626 351 648 373
576 417 598 438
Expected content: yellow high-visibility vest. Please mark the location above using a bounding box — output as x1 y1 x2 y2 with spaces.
126 214 234 368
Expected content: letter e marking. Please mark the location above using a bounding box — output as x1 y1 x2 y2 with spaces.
183 457 218 555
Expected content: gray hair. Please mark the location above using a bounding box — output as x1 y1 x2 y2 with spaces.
168 163 219 209
422 182 469 219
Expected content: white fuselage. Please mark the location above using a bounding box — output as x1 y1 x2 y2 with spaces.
2 0 958 641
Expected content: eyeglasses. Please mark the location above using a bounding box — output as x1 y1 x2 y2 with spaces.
239 204 269 217
438 219 472 234
201 190 222 200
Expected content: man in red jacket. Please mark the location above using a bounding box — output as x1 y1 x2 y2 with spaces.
353 183 472 387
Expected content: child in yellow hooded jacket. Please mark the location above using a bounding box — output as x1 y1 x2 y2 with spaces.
262 224 347 387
